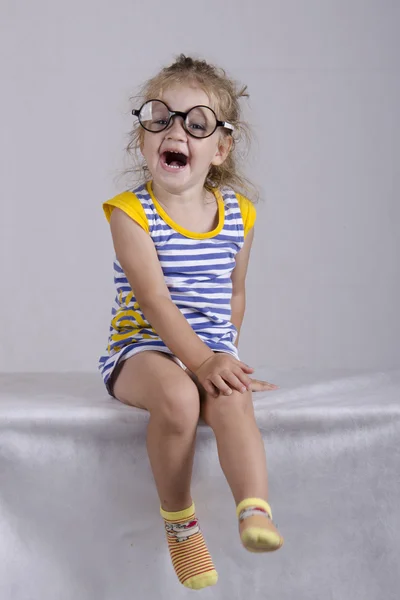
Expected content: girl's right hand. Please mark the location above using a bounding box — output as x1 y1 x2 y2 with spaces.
194 354 254 397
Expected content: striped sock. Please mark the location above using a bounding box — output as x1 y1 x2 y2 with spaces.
160 502 218 590
237 497 284 552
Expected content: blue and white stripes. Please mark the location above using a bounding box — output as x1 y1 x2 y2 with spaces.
99 183 247 385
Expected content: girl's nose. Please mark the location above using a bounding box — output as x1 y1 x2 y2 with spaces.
165 116 187 140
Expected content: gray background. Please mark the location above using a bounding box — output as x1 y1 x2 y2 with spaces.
1 0 399 373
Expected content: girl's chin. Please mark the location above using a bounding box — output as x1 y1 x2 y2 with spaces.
153 161 192 184
151 174 195 195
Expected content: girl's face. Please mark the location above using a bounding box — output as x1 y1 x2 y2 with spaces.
140 84 232 194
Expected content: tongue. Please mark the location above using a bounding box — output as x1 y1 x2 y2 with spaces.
170 160 182 167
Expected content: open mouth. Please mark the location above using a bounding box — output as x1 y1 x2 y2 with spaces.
160 150 189 170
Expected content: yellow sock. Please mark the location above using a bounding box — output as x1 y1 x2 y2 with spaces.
160 502 218 590
236 497 284 553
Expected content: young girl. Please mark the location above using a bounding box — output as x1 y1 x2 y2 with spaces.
99 54 284 590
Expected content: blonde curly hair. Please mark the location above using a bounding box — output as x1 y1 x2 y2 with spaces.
118 54 258 202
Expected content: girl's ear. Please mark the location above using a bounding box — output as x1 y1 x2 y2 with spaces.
211 134 233 166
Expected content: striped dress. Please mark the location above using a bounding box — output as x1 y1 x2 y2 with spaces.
98 181 256 387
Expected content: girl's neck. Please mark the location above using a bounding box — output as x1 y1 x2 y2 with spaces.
151 180 213 210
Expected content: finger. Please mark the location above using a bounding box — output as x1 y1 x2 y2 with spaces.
212 375 233 396
239 362 254 373
258 379 279 389
222 372 248 393
249 380 270 392
203 380 219 397
250 379 280 392
232 368 253 390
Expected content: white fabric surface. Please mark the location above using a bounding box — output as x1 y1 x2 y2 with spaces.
1 368 399 600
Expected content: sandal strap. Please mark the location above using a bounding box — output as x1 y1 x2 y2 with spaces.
238 506 272 522
236 497 273 520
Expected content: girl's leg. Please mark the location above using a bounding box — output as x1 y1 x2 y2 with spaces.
114 351 200 511
112 351 218 589
199 386 284 552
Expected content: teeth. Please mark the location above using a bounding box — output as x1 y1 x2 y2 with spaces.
162 149 187 169
163 150 187 157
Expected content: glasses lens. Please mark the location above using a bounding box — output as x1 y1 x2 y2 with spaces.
186 106 217 138
139 100 170 132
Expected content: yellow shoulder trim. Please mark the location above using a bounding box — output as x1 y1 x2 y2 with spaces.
236 193 257 238
102 191 149 234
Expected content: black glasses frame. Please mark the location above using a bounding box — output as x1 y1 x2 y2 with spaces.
132 99 234 139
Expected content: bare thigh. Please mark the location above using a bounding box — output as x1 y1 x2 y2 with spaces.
112 351 201 412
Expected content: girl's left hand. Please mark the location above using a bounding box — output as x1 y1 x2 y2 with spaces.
185 368 279 394
249 378 279 392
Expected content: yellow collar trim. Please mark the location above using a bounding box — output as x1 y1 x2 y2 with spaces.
146 181 225 239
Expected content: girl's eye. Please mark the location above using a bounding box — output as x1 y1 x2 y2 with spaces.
189 122 206 130
153 119 168 125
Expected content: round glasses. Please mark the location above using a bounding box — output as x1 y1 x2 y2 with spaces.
132 99 234 139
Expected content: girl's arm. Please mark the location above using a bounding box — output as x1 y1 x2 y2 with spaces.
231 228 255 348
110 207 215 373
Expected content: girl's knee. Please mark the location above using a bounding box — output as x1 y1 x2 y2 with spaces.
151 377 200 433
201 390 254 427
